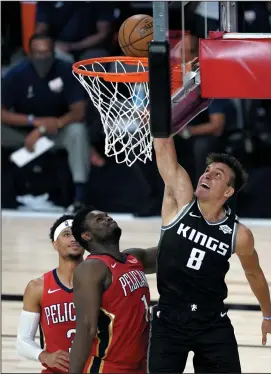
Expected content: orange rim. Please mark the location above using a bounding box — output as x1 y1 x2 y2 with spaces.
72 56 149 83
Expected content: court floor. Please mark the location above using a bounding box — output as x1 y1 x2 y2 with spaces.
2 211 271 373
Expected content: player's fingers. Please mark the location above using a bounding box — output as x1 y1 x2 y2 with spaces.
55 363 69 372
57 358 70 368
262 331 267 345
58 351 70 361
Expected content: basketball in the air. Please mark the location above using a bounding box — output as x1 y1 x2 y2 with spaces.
118 14 153 57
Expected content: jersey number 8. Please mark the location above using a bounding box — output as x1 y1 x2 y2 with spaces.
186 248 206 270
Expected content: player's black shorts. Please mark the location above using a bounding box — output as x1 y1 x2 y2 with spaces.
148 304 241 373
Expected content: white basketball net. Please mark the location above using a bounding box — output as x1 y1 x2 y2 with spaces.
73 60 151 167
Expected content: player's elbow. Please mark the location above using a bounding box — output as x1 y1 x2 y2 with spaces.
16 334 27 357
16 334 42 361
245 265 263 278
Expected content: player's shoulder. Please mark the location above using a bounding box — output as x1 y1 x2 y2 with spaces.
24 275 44 299
235 223 254 255
75 257 109 279
84 256 110 267
236 223 254 240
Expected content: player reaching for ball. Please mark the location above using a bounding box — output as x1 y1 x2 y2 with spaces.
69 207 157 373
16 215 84 373
148 137 271 373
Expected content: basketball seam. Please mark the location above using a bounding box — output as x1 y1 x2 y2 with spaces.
128 16 151 46
119 15 153 57
119 32 153 49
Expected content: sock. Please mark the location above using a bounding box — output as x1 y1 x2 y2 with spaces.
74 183 86 203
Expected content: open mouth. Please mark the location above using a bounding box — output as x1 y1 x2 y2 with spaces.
201 182 210 190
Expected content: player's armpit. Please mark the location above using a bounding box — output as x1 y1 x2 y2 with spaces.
70 259 108 373
153 138 194 223
23 277 43 313
124 247 158 274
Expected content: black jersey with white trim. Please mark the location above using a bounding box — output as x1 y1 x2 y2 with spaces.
157 198 239 310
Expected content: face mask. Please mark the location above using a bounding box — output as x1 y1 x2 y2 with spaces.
30 56 54 78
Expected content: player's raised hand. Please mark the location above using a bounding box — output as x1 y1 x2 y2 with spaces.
39 349 69 372
261 319 271 345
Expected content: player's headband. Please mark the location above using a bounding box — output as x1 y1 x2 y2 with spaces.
54 220 73 241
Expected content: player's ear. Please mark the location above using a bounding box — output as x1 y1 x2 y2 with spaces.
52 240 58 251
81 231 92 242
224 186 234 199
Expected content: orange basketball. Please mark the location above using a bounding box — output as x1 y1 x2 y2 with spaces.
118 14 153 57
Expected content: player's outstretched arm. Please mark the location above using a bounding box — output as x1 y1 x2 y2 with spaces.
70 259 108 373
153 138 194 225
17 278 69 372
124 247 158 274
236 224 271 345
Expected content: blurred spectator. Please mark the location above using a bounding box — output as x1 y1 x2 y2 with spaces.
179 99 236 185
1 33 90 212
238 1 271 33
35 1 114 63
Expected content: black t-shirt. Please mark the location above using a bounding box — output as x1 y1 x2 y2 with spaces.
2 59 84 117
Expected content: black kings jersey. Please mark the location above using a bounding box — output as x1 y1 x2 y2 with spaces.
157 198 239 310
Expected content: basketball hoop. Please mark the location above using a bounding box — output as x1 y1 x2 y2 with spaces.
72 56 151 167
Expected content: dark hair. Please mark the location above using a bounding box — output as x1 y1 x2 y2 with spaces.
206 153 248 193
72 206 96 249
49 214 74 242
29 33 54 50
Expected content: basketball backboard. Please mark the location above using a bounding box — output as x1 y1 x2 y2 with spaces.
148 1 213 137
149 1 271 138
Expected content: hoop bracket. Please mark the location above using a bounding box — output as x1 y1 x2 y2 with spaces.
148 40 172 137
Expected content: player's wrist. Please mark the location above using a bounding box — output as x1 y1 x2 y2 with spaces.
263 316 271 320
27 114 35 126
38 350 49 363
